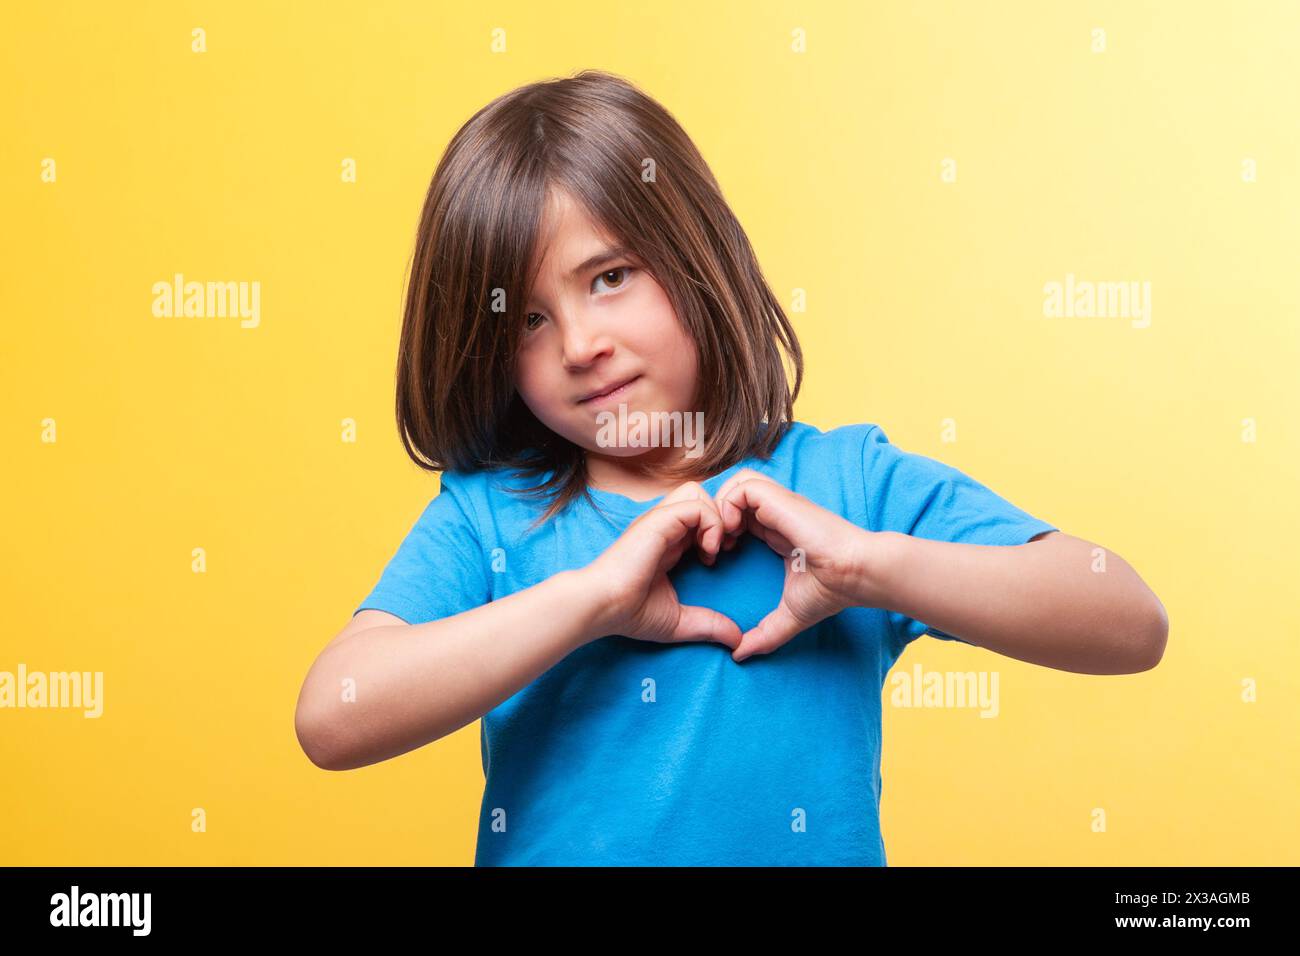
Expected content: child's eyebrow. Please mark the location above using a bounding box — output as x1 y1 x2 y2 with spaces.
565 245 632 281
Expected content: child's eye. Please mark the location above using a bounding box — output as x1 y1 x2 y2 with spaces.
592 266 634 294
523 266 635 333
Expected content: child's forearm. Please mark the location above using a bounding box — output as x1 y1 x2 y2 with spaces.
296 570 608 771
856 531 1168 675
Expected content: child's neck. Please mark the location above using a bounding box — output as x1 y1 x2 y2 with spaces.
585 446 696 503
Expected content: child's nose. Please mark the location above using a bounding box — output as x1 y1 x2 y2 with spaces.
561 317 614 369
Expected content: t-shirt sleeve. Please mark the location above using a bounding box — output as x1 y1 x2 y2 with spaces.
858 424 1059 655
353 471 491 625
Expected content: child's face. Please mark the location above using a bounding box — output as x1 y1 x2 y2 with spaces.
514 189 700 461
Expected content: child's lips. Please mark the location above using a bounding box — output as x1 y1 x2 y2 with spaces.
578 375 640 406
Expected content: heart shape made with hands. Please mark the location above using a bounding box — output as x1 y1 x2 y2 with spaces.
680 468 874 663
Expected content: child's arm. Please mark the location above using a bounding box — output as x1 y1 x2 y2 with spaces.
295 484 736 771
859 529 1168 675
714 469 1167 674
295 570 606 771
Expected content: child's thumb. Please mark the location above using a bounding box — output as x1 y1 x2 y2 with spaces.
731 605 801 662
672 604 742 651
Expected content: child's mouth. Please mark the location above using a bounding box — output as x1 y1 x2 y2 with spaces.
578 375 640 406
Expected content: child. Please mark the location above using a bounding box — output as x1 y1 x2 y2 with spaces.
295 70 1168 866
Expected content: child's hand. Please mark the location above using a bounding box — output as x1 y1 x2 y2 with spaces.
582 481 744 651
714 469 877 662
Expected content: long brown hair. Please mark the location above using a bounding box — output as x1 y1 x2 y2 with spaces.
394 69 803 526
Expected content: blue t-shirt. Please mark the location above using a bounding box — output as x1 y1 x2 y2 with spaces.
355 420 1057 866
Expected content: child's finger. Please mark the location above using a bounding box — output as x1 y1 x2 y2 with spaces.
718 479 802 553
654 481 723 565
714 470 781 530
701 501 725 564
644 499 719 570
671 603 742 650
733 602 804 662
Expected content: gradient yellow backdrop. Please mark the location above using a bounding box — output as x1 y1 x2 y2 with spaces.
3 1 1297 865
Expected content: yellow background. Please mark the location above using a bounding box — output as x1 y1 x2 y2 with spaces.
3 0 1297 865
